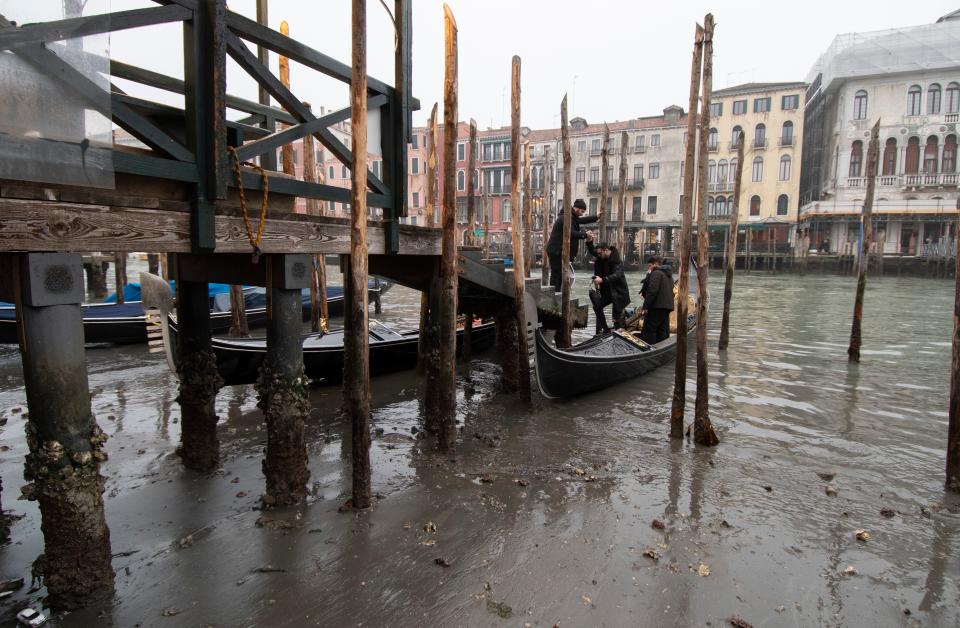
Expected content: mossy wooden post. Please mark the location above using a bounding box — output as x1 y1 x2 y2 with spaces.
467 119 478 246
435 3 459 450
508 56 531 396
559 94 574 348
113 252 127 303
523 141 533 277
599 124 610 242
303 102 328 333
718 132 745 351
693 14 719 447
848 119 880 364
947 210 960 491
343 0 372 507
670 22 704 440
417 103 439 376
541 145 552 286
617 130 628 250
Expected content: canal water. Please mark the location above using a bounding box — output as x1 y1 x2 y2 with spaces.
0 270 958 627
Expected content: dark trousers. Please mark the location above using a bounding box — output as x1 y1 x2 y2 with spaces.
640 308 671 344
549 253 563 292
588 290 624 333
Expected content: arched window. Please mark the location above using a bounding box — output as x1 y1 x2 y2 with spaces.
943 135 957 173
707 196 715 216
907 85 922 115
718 196 728 216
457 170 466 191
501 199 511 222
779 155 792 181
755 123 766 147
882 138 898 175
905 136 920 174
924 135 939 173
708 160 717 182
849 141 863 177
928 83 942 114
718 159 729 184
752 156 763 182
731 125 743 147
777 194 789 216
749 195 761 216
708 127 718 149
781 121 794 145
948 82 960 113
730 158 738 182
853 90 868 120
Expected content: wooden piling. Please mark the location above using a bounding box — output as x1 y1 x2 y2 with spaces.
508 55 531 396
417 103 439 375
147 253 160 275
228 284 250 337
948 213 960 491
541 145 552 287
693 14 718 447
617 130 628 250
435 3 459 449
745 228 752 273
15 253 114 609
303 102 328 333
114 252 127 304
483 209 491 260
279 20 294 174
84 257 108 300
467 119 478 246
559 94 574 348
718 132 745 351
670 23 704 440
599 124 610 242
523 141 532 278
848 120 880 364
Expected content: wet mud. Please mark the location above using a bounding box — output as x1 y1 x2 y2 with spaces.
0 273 957 626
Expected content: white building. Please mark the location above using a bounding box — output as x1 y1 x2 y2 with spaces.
799 13 960 256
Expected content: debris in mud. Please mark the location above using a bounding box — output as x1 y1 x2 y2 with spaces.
473 431 502 448
434 557 452 567
855 529 871 542
816 472 835 481
236 491 247 498
485 599 513 618
420 539 436 547
920 505 932 518
178 535 193 548
161 607 181 617
651 519 665 530
775 605 785 613
728 616 753 628
720 520 733 529
880 508 896 518
763 485 773 492
573 467 586 476
478 474 495 484
111 550 138 558
252 566 287 573
423 521 437 533
581 595 592 605
697 563 711 577
825 485 838 497
842 565 858 576
231 477 240 484
403 521 412 530
515 478 529 487
643 549 661 562
255 516 300 531
307 528 322 534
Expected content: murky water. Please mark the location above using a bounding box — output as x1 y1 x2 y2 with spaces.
0 270 958 627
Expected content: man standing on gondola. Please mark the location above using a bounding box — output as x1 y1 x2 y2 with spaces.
584 235 630 335
639 255 674 344
546 198 598 292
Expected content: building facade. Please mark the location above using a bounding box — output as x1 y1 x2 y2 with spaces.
799 14 960 256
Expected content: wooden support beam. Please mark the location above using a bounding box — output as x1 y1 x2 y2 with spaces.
670 22 704 440
559 94 573 348
417 103 439 375
599 124 610 241
509 55 530 396
718 132 745 351
541 145 552 287
693 14 718 447
255 0 271 111
278 20 295 176
848 119 880 363
114 252 127 304
616 131 628 250
302 103 328 332
343 0 373 508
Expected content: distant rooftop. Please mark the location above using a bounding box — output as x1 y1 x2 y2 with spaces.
712 82 807 97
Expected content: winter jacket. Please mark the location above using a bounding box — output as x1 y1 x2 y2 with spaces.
546 211 599 258
586 241 630 308
642 266 675 311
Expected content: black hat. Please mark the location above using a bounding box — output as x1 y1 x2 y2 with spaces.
572 198 587 210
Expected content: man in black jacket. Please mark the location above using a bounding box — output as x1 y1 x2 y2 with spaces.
586 238 630 334
546 198 598 292
640 255 674 344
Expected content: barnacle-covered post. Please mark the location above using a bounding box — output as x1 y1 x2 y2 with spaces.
15 253 114 609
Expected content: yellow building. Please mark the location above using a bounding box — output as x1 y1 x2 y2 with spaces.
707 82 807 244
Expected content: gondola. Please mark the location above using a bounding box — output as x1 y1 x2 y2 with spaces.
0 279 390 345
140 272 493 386
533 261 700 399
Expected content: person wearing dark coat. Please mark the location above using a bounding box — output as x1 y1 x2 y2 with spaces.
585 238 630 334
546 198 599 292
640 255 674 344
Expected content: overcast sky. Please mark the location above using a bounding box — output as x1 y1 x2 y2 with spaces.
14 1 960 130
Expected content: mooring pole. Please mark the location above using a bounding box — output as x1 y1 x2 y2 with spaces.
693 14 719 447
948 210 960 492
617 130 628 250
523 141 533 278
417 103 439 375
598 124 610 242
467 118 478 246
558 94 574 348
435 3 460 450
483 208 491 259
14 253 114 609
147 253 160 275
848 119 880 363
258 258 310 507
228 284 250 337
114 251 127 304
718 132 745 351
303 102 328 333
671 22 704 440
541 145 552 287
508 55 531 396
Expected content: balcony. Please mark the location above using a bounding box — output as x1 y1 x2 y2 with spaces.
634 145 647 153
947 113 960 123
846 177 865 188
779 136 794 147
904 173 960 187
587 180 620 192
753 138 767 149
708 181 733 193
589 148 603 156
626 177 645 190
483 185 509 195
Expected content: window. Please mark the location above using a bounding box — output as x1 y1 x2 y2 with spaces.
412 192 420 208
342 165 348 178
781 94 799 110
457 170 466 191
948 82 960 113
928 83 942 114
907 85 922 115
754 123 766 147
905 136 920 174
591 138 601 151
731 125 743 147
707 196 714 216
708 160 717 182
718 159 728 183
482 144 492 161
710 102 723 118
651 134 661 147
501 199 511 223
457 143 465 161
853 90 868 120
648 163 660 179
634 164 643 181
751 156 763 182
576 167 585 183
411 157 420 175
924 136 939 174
882 138 898 175
577 140 587 152
329 166 335 180
848 141 863 177
944 135 957 173
779 155 792 181
777 194 789 216
589 197 598 212
730 158 738 182
749 195 761 216
647 195 658 215
411 134 419 149
781 121 794 144
732 100 747 115
632 196 642 218
589 167 599 183
493 143 502 160
753 97 771 113
708 127 718 150
635 135 646 148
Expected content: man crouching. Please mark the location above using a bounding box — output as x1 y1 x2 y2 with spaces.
585 235 630 335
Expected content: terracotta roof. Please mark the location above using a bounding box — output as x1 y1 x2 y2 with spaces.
712 81 807 97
